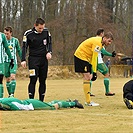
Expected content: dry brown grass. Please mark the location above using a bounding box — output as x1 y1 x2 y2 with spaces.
0 77 133 133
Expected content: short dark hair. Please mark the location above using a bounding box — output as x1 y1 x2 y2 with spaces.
4 26 13 33
96 28 104 36
104 32 114 40
35 18 45 26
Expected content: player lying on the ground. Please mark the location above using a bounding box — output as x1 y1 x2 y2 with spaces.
123 80 133 109
0 97 84 111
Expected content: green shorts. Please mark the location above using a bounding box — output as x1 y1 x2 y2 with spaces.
4 62 18 78
97 63 108 75
0 64 5 75
24 99 56 110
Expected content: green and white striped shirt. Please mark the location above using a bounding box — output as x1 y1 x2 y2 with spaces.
4 37 22 64
0 32 12 63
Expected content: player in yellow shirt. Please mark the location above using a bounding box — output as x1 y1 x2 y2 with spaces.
74 32 114 106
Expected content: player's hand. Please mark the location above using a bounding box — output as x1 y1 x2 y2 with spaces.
46 52 52 60
112 51 116 57
91 72 97 81
9 59 14 69
21 61 26 68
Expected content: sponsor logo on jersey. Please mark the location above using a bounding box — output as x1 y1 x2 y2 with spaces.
23 36 27 42
84 66 87 72
94 45 100 52
48 32 51 36
8 45 13 49
43 39 47 45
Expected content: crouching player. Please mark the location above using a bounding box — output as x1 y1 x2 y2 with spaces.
123 80 133 109
0 97 84 111
74 32 114 106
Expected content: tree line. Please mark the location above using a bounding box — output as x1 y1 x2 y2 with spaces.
0 0 133 65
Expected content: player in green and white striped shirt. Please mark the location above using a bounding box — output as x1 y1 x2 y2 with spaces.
0 97 84 110
0 32 14 98
4 26 22 97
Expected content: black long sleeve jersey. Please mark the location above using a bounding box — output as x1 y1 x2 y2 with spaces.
123 80 133 98
21 27 52 61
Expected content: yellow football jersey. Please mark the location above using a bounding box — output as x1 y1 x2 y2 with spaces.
74 37 103 72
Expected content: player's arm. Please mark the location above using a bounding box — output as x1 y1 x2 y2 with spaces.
21 34 28 62
101 48 116 57
21 32 29 68
91 45 101 73
46 29 52 60
101 48 112 56
16 38 22 60
2 34 12 59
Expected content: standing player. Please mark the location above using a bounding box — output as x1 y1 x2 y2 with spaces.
0 32 14 98
74 32 114 106
21 18 52 102
90 28 116 96
123 80 133 109
4 26 22 97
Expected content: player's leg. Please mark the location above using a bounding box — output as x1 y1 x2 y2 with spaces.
28 56 39 99
49 99 83 109
25 99 55 110
38 57 48 102
97 63 115 96
10 64 18 96
56 101 76 108
10 74 16 97
0 75 4 98
0 64 5 98
83 73 91 104
90 80 95 96
6 77 11 96
48 100 60 104
28 76 37 99
74 56 99 106
4 62 12 96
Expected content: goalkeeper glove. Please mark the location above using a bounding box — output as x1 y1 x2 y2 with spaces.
91 72 97 81
9 59 14 69
112 51 116 57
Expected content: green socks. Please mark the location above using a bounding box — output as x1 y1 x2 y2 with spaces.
104 78 110 93
0 84 4 98
49 100 76 108
6 80 16 96
57 101 75 108
10 80 16 95
6 82 11 95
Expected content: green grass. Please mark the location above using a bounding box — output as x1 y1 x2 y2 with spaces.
0 78 133 133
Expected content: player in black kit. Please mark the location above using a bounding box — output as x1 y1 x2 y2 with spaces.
21 18 52 101
123 80 133 109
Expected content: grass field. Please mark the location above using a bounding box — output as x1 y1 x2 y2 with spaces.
0 77 133 133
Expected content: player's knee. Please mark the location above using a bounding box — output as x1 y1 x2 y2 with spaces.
6 77 11 82
103 72 109 77
30 76 37 84
10 74 16 80
83 73 91 81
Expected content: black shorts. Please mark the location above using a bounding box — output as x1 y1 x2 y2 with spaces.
28 56 48 79
74 56 92 73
